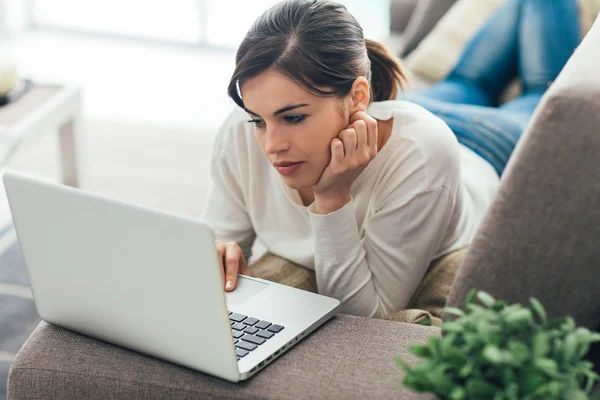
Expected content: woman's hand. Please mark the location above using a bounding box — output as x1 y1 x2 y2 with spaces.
312 111 378 214
216 240 249 291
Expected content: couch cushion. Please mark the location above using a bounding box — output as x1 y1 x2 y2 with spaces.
404 0 600 84
446 15 600 330
398 0 458 57
8 318 439 400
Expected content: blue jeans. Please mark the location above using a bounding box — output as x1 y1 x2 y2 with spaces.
400 0 580 175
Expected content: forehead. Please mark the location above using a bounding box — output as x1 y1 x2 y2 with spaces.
239 70 323 114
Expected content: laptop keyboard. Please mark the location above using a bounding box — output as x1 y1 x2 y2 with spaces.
228 312 285 361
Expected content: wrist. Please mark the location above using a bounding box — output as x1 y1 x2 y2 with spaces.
313 193 351 215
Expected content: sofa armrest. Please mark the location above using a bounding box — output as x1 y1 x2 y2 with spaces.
446 16 600 329
8 317 438 400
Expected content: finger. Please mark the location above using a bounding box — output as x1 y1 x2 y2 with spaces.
348 111 364 125
340 128 357 159
369 126 378 158
365 117 379 157
215 240 226 282
239 258 250 275
224 244 242 291
349 110 375 126
350 111 378 154
352 120 368 151
330 138 345 167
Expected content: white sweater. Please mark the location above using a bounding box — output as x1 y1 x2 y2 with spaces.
201 100 500 317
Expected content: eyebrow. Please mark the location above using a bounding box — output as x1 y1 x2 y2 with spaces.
245 103 310 118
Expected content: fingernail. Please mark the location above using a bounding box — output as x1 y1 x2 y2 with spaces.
225 280 233 290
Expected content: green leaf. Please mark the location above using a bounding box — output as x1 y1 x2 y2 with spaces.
425 366 455 394
565 389 588 400
532 381 563 397
534 358 560 377
505 308 533 327
589 332 600 343
417 316 432 326
394 355 411 372
533 331 550 358
477 291 496 308
508 340 530 364
443 307 466 318
564 333 579 364
584 369 600 393
449 386 467 400
505 382 519 400
428 336 442 358
412 359 437 375
546 316 570 330
529 297 547 325
459 359 475 377
442 321 463 333
466 288 477 306
483 345 504 365
409 344 432 358
520 367 547 394
466 378 499 398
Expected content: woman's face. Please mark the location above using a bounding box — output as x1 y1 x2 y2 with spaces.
240 69 350 190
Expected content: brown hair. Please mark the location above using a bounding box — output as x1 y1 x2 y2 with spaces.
227 0 408 109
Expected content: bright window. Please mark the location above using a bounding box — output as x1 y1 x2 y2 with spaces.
29 0 390 48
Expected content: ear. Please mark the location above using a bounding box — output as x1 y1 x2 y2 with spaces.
348 76 370 113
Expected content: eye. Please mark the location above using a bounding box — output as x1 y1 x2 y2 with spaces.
284 114 306 125
247 119 265 128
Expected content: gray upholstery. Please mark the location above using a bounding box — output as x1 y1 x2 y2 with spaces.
445 15 600 330
390 0 419 33
399 0 458 57
8 317 438 400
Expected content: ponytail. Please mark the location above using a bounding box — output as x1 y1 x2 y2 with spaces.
365 39 408 101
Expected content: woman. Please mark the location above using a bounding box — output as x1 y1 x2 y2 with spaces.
201 0 580 318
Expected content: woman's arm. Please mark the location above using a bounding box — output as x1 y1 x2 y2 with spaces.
309 185 454 318
201 112 256 260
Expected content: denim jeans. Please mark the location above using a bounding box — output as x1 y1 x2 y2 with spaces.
400 0 580 175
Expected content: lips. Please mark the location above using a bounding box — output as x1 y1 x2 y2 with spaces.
274 161 303 175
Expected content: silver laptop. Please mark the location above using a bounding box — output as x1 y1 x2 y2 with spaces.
3 171 340 382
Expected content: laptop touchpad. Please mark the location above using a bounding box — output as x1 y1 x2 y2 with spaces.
225 276 269 306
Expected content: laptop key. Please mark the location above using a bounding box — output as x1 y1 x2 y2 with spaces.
241 334 266 345
255 320 271 330
244 327 259 335
243 317 259 326
232 330 244 339
231 322 246 331
236 348 249 358
267 324 284 333
229 313 247 322
256 330 274 339
236 341 257 351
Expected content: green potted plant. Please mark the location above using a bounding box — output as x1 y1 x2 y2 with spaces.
396 290 600 400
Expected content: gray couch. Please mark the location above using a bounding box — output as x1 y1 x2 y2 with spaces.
7 5 600 400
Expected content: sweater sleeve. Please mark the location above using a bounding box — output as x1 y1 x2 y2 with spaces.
307 186 454 318
201 114 256 260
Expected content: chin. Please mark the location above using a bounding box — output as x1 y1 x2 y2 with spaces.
282 175 317 191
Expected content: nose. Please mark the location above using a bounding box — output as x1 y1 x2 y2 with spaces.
264 127 289 155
